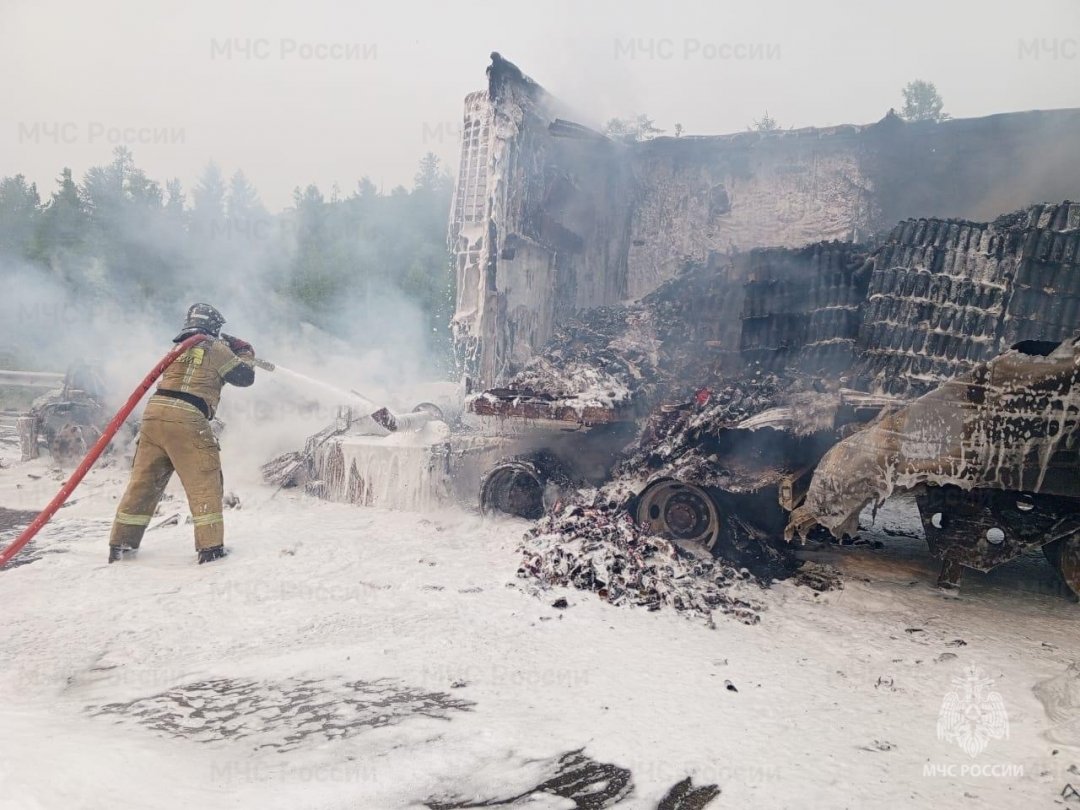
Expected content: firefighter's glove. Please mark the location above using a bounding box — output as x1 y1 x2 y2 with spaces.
225 335 255 358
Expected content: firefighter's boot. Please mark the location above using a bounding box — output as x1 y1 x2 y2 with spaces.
108 545 138 564
197 546 228 564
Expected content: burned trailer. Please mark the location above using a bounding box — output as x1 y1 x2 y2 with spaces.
780 201 1080 593
470 202 1080 594
446 54 1080 546
664 204 1080 592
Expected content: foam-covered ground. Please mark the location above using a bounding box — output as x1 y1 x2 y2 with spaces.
1 444 1079 809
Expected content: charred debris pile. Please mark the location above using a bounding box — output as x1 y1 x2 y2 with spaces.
502 240 868 617
501 202 1080 611
469 255 754 425
519 505 768 626
477 239 869 422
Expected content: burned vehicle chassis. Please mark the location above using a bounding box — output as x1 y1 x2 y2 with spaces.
915 485 1080 588
631 425 1080 594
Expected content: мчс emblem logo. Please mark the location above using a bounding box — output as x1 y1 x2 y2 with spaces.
937 665 1010 757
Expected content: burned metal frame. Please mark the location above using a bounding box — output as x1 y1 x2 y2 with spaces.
915 485 1080 586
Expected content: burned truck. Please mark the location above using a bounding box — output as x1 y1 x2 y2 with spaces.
271 54 1080 596
440 54 1080 596
471 203 1080 597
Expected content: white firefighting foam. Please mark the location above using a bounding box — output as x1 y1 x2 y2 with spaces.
0 435 1078 809
312 420 453 512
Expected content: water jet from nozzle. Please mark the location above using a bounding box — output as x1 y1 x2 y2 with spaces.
268 363 378 411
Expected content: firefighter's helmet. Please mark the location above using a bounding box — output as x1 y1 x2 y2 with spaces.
183 303 226 335
174 303 226 342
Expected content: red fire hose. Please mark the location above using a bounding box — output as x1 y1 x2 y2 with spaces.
0 334 207 570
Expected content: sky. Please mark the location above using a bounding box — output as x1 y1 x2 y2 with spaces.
2 0 1079 211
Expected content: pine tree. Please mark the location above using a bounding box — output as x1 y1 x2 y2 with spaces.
414 153 442 193
751 111 781 132
32 168 87 267
288 184 342 317
164 178 186 217
0 175 41 258
226 170 264 221
190 162 227 240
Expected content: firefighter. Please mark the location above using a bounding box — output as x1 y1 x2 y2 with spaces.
109 303 256 564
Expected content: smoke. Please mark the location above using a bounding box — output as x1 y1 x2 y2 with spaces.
0 257 162 383
0 164 455 482
967 117 1080 222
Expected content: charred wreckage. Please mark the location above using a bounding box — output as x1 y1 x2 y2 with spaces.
475 205 1080 600
269 55 1080 604
3 363 110 466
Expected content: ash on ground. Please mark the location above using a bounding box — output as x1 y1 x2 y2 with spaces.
426 748 720 809
87 676 473 752
518 495 768 626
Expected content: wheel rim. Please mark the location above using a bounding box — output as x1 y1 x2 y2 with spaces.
635 479 721 549
480 462 546 520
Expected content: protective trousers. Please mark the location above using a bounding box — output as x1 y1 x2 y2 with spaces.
110 404 224 551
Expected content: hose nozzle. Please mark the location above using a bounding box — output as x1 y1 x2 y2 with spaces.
252 358 276 372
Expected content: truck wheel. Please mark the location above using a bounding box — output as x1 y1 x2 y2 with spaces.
634 478 722 550
1043 535 1080 599
480 461 548 520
